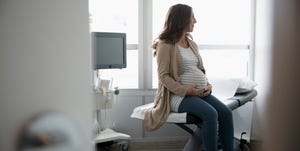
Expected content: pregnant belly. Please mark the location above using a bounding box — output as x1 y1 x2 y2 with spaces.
180 71 207 89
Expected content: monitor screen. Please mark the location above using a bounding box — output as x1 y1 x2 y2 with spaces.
92 32 126 69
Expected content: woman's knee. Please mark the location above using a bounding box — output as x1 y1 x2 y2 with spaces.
220 107 233 121
204 108 218 122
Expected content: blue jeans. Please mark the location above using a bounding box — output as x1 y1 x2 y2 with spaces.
178 95 234 151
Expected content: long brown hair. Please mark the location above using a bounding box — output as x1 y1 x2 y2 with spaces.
152 4 193 55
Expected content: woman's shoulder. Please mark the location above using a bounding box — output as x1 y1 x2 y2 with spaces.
152 40 174 56
156 40 174 49
153 40 176 56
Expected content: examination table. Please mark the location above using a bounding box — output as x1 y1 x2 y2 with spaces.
131 89 257 150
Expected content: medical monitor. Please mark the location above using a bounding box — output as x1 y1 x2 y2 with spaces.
92 32 127 69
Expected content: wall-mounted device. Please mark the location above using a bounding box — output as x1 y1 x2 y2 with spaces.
92 32 127 70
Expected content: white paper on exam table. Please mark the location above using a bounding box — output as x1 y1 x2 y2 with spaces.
209 77 239 101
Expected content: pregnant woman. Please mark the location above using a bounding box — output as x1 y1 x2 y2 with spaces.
144 4 234 151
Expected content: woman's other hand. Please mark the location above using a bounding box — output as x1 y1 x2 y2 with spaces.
186 85 204 96
203 84 212 97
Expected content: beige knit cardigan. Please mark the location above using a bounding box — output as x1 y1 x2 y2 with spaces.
144 38 206 131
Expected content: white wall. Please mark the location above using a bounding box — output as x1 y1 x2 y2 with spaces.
0 0 93 151
251 0 274 141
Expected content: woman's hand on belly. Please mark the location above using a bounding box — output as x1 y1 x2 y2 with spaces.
186 85 205 96
202 84 212 97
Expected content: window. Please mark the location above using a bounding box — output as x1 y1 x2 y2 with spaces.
89 0 139 89
89 0 254 89
152 0 253 88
